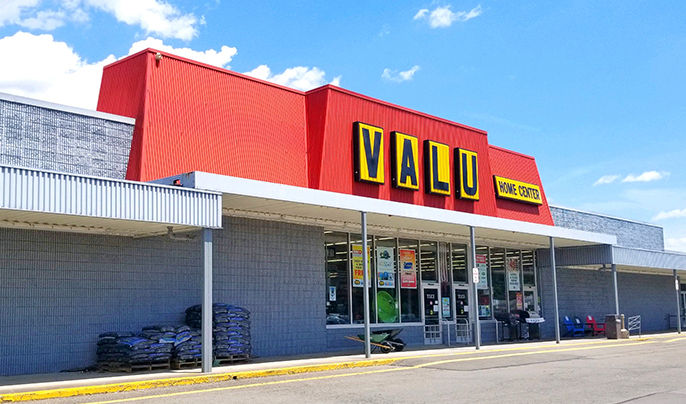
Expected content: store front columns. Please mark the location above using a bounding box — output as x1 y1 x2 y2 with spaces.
468 226 481 350
549 237 560 344
202 228 213 373
612 264 619 316
675 269 682 334
361 211 371 358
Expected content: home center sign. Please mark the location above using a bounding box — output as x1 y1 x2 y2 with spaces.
353 121 479 200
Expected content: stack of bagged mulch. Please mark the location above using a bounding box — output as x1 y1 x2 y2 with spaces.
96 331 172 370
185 303 251 358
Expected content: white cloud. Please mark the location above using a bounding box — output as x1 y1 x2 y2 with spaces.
653 209 686 221
0 32 239 109
17 9 66 30
0 31 115 109
413 9 428 20
243 64 339 91
0 0 199 39
665 237 686 252
382 65 420 82
593 174 620 186
129 37 237 68
414 5 482 28
84 0 200 40
622 171 669 183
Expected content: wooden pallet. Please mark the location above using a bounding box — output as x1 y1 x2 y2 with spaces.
99 360 170 373
213 354 249 366
171 358 202 370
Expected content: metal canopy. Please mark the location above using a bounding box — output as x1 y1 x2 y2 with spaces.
0 165 222 237
158 171 617 249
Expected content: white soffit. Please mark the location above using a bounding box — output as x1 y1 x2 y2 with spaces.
181 172 616 248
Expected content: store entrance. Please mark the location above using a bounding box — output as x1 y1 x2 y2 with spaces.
422 284 441 344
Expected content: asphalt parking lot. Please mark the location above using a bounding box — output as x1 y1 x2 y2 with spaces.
27 334 686 404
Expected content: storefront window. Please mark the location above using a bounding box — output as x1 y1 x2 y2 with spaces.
350 234 376 324
506 249 522 312
476 246 491 319
440 243 452 321
375 236 398 323
522 250 535 287
399 239 420 322
490 248 507 317
420 241 437 282
451 244 467 284
325 231 350 325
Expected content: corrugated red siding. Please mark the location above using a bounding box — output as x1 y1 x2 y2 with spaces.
96 49 553 225
307 87 498 217
99 49 309 185
488 146 553 225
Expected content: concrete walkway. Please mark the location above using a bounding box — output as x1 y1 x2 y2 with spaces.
1 333 680 402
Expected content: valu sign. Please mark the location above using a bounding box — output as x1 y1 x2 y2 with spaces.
353 121 479 200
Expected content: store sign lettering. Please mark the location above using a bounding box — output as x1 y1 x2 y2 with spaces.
354 122 479 200
391 131 419 190
424 140 451 195
354 122 385 184
493 176 543 205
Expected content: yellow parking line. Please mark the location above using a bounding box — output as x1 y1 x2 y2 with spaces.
87 340 656 404
665 337 686 343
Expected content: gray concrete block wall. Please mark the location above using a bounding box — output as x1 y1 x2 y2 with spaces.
0 216 327 376
538 263 676 338
550 206 664 250
0 99 133 179
0 227 203 376
213 216 327 357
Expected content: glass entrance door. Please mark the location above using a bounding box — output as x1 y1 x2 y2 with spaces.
422 285 441 344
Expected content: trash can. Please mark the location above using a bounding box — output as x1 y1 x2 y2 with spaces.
605 314 627 339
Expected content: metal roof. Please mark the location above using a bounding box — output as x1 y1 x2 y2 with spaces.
0 165 222 236
153 171 617 249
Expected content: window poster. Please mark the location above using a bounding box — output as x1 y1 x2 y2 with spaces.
376 246 395 288
352 244 371 288
399 249 417 288
476 254 488 289
506 257 520 291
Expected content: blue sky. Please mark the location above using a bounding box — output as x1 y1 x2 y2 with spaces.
1 1 686 250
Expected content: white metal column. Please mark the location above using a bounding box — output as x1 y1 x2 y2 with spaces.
612 264 619 315
469 226 480 349
550 237 560 344
202 228 213 373
361 211 371 358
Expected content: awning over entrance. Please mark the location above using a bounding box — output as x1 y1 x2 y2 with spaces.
0 165 222 236
154 171 616 249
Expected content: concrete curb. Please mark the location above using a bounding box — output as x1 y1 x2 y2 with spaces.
0 358 398 402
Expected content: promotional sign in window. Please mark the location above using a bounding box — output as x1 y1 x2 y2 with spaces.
399 249 417 288
352 244 371 288
476 254 489 289
376 246 395 288
515 292 523 310
506 257 521 291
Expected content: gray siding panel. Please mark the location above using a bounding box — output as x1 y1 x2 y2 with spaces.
538 265 677 338
551 206 664 250
0 165 222 228
0 216 327 376
536 245 613 267
0 98 133 179
614 246 686 270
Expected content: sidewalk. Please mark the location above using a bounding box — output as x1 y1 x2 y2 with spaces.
0 334 678 402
